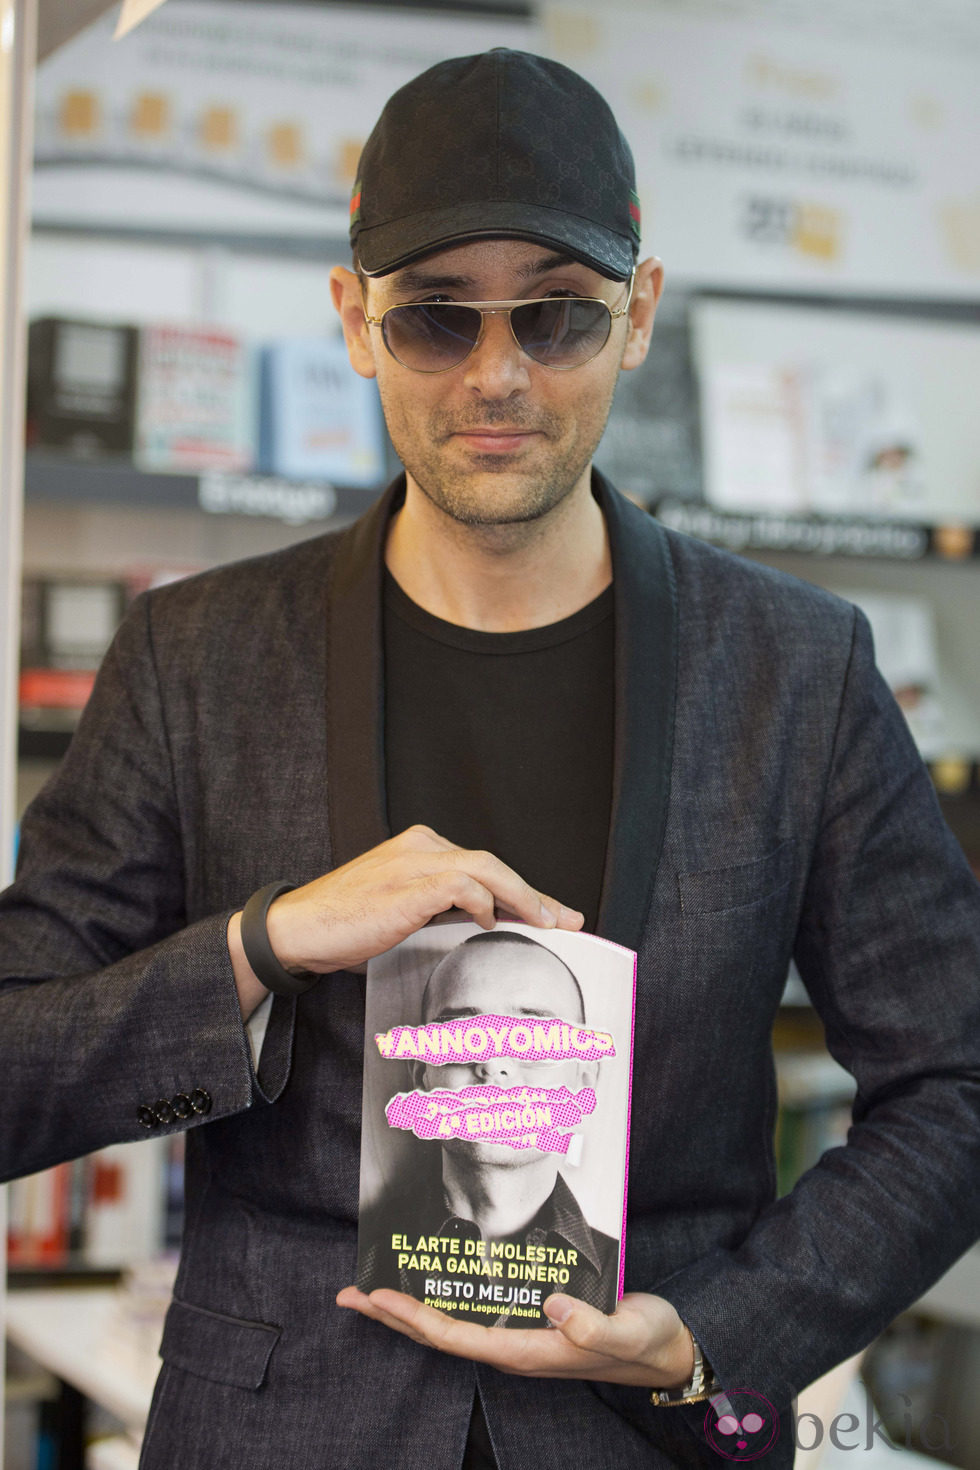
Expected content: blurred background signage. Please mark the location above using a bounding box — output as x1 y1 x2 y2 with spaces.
545 0 980 297
32 0 535 242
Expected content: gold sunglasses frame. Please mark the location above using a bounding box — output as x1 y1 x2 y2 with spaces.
362 268 636 374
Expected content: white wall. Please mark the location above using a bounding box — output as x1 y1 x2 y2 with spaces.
27 231 345 337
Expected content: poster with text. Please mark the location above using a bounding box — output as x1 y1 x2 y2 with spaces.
544 0 980 298
34 1 534 240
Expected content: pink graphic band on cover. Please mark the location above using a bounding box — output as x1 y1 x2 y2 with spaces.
375 1013 616 1065
384 1083 597 1154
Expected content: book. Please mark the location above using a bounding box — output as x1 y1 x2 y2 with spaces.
135 324 253 473
21 576 127 671
356 920 636 1328
84 1138 167 1267
831 589 947 759
6 1138 176 1272
27 317 138 457
258 337 385 487
7 1162 72 1266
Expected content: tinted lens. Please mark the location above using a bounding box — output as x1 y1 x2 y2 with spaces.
380 298 614 371
382 303 482 371
511 298 612 366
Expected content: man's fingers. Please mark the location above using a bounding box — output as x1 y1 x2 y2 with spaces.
543 1295 623 1355
396 824 454 852
336 1287 428 1345
442 847 585 931
443 847 556 927
383 830 585 930
271 824 586 974
543 1294 671 1366
540 895 586 931
347 1288 502 1359
336 1285 683 1385
344 1289 544 1371
436 872 497 931
363 1289 498 1357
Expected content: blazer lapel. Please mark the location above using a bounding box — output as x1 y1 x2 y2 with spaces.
594 471 678 952
323 477 404 867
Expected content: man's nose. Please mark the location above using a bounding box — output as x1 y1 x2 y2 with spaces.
473 1055 513 1084
461 311 532 397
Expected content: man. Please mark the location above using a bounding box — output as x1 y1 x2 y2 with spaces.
357 930 619 1322
2 47 979 1470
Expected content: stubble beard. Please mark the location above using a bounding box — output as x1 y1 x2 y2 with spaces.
380 393 615 534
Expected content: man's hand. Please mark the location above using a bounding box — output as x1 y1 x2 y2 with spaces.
335 1285 694 1388
228 825 584 1016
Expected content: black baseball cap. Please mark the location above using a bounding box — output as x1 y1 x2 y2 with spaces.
349 49 641 281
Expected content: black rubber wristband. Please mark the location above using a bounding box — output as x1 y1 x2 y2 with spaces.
239 881 320 998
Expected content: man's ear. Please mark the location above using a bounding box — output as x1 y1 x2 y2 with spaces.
329 265 378 380
620 255 664 373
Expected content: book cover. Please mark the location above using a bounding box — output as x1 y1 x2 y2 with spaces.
135 324 253 473
84 1138 167 1267
356 921 636 1328
258 338 385 487
7 1162 71 1266
26 317 138 456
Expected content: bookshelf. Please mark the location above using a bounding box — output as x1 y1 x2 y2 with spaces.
6 1138 184 1283
654 498 980 563
25 449 382 525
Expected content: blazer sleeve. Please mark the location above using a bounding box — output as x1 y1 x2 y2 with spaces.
655 608 980 1410
0 593 289 1184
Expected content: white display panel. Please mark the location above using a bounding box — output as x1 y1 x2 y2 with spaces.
33 1 535 240
693 297 980 524
544 0 980 298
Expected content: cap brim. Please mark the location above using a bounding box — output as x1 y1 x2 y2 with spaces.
355 200 635 280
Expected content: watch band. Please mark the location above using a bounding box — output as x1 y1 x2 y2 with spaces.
239 881 320 998
650 1330 717 1406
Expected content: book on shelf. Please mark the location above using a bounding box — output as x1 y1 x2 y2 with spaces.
26 317 138 457
258 337 385 487
135 323 253 474
7 1160 72 1266
832 589 947 759
356 920 636 1327
6 1136 184 1271
18 576 128 732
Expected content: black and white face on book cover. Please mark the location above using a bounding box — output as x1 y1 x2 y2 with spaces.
356 921 636 1327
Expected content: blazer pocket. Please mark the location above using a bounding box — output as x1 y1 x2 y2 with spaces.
159 1297 281 1390
678 838 796 917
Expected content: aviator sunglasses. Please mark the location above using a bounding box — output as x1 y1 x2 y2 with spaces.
362 269 635 374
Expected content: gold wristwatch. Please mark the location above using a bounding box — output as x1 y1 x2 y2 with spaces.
650 1329 718 1406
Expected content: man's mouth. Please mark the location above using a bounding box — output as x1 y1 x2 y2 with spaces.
452 428 540 452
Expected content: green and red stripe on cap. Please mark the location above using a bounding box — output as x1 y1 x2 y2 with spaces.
629 190 641 244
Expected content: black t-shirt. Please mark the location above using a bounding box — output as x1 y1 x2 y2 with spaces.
382 572 616 1467
383 572 615 931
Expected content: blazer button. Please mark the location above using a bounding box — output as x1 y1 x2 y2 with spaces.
171 1092 193 1120
137 1105 160 1129
154 1098 176 1125
190 1088 212 1116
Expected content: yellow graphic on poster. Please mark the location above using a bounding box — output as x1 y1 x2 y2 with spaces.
34 2 535 239
940 195 980 273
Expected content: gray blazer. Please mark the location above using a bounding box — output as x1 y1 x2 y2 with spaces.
3 475 979 1470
